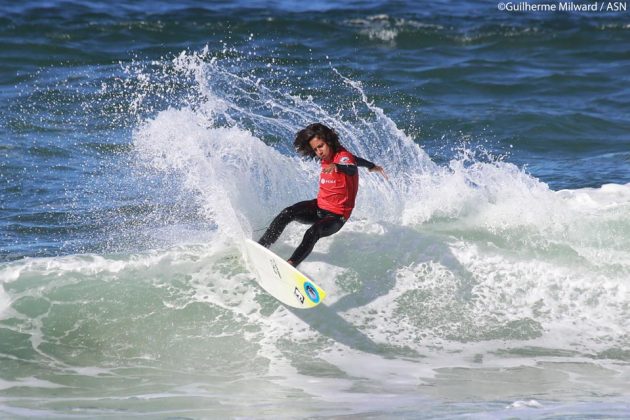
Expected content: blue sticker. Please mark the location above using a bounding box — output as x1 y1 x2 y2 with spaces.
303 281 320 303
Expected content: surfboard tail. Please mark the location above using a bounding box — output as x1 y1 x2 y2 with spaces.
244 239 327 309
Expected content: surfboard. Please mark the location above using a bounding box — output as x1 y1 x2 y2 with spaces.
243 239 326 309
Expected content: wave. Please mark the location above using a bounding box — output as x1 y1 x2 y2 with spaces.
111 46 630 355
2 42 629 416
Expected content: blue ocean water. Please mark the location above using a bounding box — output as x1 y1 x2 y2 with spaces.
1 1 630 417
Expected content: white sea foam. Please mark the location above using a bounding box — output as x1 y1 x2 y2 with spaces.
507 399 543 409
0 244 221 283
0 287 10 319
0 377 66 391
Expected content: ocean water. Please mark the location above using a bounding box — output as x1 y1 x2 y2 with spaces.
1 0 630 417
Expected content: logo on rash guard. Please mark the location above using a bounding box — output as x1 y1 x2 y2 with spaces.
320 179 336 184
339 156 351 164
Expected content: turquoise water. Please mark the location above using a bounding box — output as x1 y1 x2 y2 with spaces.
1 1 630 417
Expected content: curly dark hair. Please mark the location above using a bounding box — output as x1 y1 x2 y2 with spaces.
293 123 342 159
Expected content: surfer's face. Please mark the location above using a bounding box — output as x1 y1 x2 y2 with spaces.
309 137 332 161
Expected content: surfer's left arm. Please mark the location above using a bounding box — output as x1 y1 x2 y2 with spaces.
354 155 388 179
325 163 357 175
323 155 387 179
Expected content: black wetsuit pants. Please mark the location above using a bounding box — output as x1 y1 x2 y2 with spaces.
258 199 346 266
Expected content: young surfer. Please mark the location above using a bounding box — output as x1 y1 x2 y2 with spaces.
258 123 386 267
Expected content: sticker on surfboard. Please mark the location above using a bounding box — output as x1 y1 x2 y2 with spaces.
243 239 326 308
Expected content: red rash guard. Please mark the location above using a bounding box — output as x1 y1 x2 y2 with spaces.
317 148 358 219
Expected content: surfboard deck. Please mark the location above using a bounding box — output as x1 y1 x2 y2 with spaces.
243 239 326 309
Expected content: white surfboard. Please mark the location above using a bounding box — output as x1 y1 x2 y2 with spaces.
243 239 326 309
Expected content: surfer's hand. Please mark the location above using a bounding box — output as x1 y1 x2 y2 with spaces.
369 165 388 179
322 163 337 173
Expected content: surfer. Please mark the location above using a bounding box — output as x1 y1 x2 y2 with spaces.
258 123 386 267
